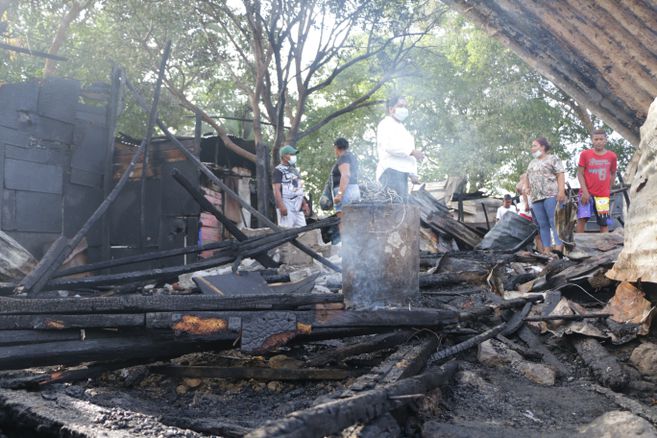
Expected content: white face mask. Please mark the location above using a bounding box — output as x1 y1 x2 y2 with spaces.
532 150 543 159
393 107 409 122
288 155 297 165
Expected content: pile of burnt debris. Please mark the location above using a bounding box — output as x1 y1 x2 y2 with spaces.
1 180 657 437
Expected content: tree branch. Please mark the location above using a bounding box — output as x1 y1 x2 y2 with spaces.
164 78 256 162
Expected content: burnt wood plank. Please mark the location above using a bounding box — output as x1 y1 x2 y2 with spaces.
305 330 414 367
0 293 343 315
0 313 144 330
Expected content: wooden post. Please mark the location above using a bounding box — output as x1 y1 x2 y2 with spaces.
101 65 123 265
256 143 271 227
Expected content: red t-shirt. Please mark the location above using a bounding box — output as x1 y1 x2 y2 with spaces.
578 149 617 197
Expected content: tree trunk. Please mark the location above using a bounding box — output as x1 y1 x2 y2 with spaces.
43 1 85 77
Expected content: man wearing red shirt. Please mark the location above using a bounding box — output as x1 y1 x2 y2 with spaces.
576 129 617 233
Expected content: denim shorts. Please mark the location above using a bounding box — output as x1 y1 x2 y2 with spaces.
333 184 361 212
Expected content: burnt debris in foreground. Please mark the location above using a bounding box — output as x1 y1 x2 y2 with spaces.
1 185 656 437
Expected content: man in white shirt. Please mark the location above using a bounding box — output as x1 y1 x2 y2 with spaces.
496 194 518 222
376 95 425 200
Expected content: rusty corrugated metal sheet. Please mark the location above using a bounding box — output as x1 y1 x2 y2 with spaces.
607 97 657 283
442 0 657 146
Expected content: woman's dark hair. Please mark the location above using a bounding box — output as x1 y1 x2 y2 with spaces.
386 95 404 110
334 138 349 150
533 136 552 152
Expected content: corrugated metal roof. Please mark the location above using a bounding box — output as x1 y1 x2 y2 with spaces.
442 0 657 146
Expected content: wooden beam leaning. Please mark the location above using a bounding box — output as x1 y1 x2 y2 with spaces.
140 40 172 251
171 168 278 268
14 44 173 295
42 218 337 289
124 79 341 273
0 42 68 61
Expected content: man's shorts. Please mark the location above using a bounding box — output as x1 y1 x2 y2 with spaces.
577 193 610 227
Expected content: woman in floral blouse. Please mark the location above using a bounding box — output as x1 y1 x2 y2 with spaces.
523 137 566 254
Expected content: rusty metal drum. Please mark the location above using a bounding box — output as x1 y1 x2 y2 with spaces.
341 203 420 309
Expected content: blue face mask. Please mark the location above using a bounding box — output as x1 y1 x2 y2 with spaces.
289 155 297 165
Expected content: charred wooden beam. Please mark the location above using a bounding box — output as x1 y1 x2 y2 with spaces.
517 325 569 376
523 313 611 322
171 167 277 268
305 330 414 367
0 42 68 61
0 293 343 315
419 272 488 288
42 218 337 289
572 337 629 391
0 329 83 346
0 335 236 371
244 361 459 438
0 314 145 330
53 239 235 278
149 365 361 381
140 41 172 252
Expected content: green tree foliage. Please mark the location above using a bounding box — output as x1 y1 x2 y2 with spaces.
1 3 633 199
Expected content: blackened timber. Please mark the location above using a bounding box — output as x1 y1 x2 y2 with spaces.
171 167 277 268
140 41 171 252
125 78 341 273
0 336 236 370
244 361 459 438
305 330 414 367
14 46 173 295
53 239 236 278
0 293 343 315
149 365 360 381
256 143 271 227
0 330 82 346
1 358 152 389
572 337 629 391
431 323 508 363
425 213 482 249
0 42 68 61
45 218 337 289
419 272 488 288
145 308 459 330
0 313 145 330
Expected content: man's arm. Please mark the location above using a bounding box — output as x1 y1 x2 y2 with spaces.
577 165 589 204
609 155 617 194
334 162 350 204
272 183 287 216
